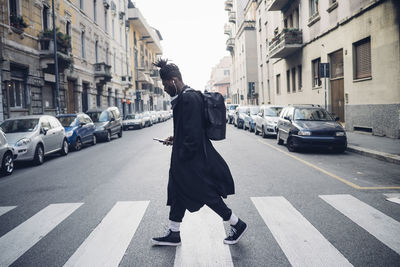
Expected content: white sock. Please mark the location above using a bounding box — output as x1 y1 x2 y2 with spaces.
170 220 180 232
228 213 239 225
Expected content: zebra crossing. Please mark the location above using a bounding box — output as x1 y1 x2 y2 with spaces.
0 194 398 267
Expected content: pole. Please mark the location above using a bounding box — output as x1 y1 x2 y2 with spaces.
52 0 60 115
324 64 327 110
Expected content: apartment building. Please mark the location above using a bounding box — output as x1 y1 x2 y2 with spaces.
225 0 259 105
252 0 399 138
206 56 232 101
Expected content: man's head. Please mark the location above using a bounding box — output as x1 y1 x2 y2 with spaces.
153 59 183 97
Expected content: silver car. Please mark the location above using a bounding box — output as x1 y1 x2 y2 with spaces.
122 114 145 130
0 129 15 175
255 105 284 138
0 115 69 165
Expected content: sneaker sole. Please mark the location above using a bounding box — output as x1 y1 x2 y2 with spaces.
151 239 182 246
223 225 248 245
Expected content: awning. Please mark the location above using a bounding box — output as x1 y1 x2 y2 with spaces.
136 71 148 82
156 80 163 88
146 75 154 85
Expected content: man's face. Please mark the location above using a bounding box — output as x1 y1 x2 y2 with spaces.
162 79 177 97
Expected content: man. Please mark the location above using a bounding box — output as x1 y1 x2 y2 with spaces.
152 59 247 246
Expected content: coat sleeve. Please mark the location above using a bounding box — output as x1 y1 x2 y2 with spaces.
179 92 203 160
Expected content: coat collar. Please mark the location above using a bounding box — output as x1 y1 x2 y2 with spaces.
171 85 190 109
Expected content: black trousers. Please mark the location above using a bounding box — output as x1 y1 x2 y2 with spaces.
169 198 232 223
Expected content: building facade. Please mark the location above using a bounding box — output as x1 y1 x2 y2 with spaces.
228 0 400 138
206 56 232 102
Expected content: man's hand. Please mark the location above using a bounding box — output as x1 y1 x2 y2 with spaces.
163 136 173 146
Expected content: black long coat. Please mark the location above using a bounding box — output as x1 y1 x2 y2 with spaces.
167 87 235 212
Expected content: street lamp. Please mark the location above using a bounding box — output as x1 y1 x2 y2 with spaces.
52 0 60 115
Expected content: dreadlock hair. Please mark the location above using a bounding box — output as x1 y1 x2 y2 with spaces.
153 58 182 81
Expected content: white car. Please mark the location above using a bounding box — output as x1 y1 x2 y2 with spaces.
122 114 145 130
0 115 68 165
255 105 284 138
0 129 15 176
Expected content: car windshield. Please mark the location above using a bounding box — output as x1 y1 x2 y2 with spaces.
229 105 238 110
250 107 259 115
58 116 77 127
294 108 334 121
265 107 283 117
125 114 140 120
87 111 108 122
0 119 39 133
238 107 248 114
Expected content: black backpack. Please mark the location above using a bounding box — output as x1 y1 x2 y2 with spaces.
184 88 226 140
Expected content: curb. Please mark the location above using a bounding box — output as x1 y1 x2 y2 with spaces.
347 145 400 165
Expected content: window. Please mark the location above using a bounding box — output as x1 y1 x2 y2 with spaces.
276 74 281 95
112 19 115 39
106 47 109 64
42 5 49 30
104 10 108 32
66 21 71 36
81 31 86 59
41 118 51 129
95 41 99 63
9 0 18 17
80 0 83 9
330 49 344 79
292 68 296 92
119 26 122 44
298 65 302 90
286 70 290 93
43 85 55 109
224 70 230 76
93 0 97 22
354 37 371 79
312 58 321 87
49 117 61 128
310 0 318 16
8 79 25 108
113 50 116 72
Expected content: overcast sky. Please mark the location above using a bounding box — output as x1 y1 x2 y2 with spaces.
133 0 230 91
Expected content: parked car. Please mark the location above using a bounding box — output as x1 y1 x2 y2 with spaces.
141 112 152 127
0 129 15 176
122 114 145 130
226 104 239 124
243 106 260 132
255 105 284 138
150 111 159 124
0 115 68 165
57 113 96 151
276 105 347 152
234 106 248 129
86 107 123 142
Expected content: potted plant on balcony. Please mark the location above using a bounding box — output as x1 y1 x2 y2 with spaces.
39 28 71 51
10 14 28 34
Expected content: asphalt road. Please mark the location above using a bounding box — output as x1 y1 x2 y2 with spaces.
0 120 399 267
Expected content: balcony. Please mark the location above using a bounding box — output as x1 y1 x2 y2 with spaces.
103 0 110 9
38 33 73 72
224 24 231 35
121 76 133 88
226 38 235 52
228 11 236 23
241 20 255 31
94 63 112 85
225 0 233 11
269 28 302 58
267 0 292 11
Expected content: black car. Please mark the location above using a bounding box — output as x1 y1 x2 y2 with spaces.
276 105 347 152
86 107 123 142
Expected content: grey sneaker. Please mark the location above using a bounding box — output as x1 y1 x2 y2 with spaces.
224 219 247 245
152 229 181 246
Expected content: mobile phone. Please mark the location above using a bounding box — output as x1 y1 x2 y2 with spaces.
153 138 164 143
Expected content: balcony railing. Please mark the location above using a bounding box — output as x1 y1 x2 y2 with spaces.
225 0 233 11
242 20 255 30
228 11 236 23
224 24 231 35
38 35 73 71
226 38 235 52
267 0 292 11
94 63 112 85
269 28 303 58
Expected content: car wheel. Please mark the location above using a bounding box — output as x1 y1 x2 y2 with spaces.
262 126 268 138
34 144 44 165
287 137 296 152
277 131 284 145
118 128 123 138
60 139 69 155
106 131 111 142
74 137 82 151
92 135 97 145
255 125 259 135
1 152 14 176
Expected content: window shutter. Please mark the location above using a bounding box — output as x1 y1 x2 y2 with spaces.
356 38 371 79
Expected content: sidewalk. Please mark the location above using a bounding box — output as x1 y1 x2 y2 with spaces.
346 131 400 165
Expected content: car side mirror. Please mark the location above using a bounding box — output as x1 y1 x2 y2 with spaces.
110 117 115 122
41 127 49 135
335 116 340 121
284 116 291 122
79 122 85 127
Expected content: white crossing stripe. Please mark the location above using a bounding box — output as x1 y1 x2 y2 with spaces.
174 206 233 267
0 203 83 267
64 201 149 267
0 206 17 217
252 196 353 267
320 194 400 254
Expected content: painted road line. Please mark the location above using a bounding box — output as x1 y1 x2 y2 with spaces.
320 194 400 254
0 206 17 217
174 206 233 267
252 196 353 267
0 203 83 267
258 139 400 190
64 201 149 267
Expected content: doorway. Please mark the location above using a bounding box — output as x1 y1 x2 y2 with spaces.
329 49 345 123
67 80 76 113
